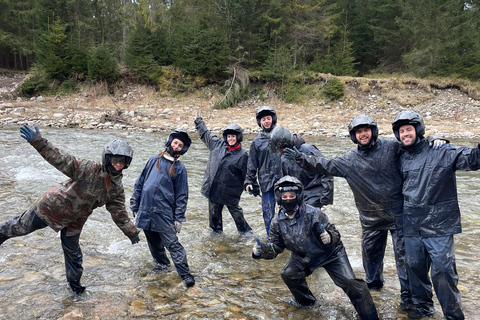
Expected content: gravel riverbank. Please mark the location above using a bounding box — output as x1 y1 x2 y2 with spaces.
1 73 480 140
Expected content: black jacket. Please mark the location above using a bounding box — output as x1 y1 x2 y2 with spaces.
245 132 282 193
400 139 480 237
196 119 248 206
294 139 403 230
254 203 346 271
281 142 334 207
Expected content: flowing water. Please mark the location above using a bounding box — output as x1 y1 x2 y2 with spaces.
0 127 479 320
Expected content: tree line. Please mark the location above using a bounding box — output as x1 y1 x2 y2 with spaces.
1 0 478 93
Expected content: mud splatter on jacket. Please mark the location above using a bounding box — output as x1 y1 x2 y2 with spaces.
29 133 138 238
294 139 403 230
245 132 282 193
196 119 248 206
400 139 480 237
254 203 346 271
280 141 334 208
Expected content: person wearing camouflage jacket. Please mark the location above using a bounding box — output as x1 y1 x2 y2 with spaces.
0 125 139 295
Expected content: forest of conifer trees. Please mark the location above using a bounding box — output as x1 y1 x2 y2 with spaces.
0 0 478 93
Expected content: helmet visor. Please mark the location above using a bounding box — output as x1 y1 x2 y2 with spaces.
110 156 126 165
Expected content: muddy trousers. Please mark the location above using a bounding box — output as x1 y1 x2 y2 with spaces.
362 228 411 304
143 229 191 278
208 200 252 234
261 189 276 235
0 209 84 293
405 236 464 320
281 255 379 320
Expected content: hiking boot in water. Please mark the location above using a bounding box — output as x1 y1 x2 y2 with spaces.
148 263 172 274
407 307 434 319
182 274 195 288
287 297 315 309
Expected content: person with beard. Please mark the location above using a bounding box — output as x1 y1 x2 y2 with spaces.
194 115 253 235
252 176 379 319
392 110 480 319
130 129 195 288
283 114 446 312
0 125 140 295
244 106 282 235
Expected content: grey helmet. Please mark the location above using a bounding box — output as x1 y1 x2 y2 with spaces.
165 129 192 157
268 125 293 154
102 139 134 174
222 123 243 145
392 110 425 141
255 106 277 131
348 114 378 145
274 175 304 206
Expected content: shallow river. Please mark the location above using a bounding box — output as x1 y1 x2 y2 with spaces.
0 127 479 320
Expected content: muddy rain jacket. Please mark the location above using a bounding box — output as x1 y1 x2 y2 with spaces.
281 141 334 207
245 133 282 193
399 139 480 237
293 139 403 230
196 120 248 206
254 203 346 270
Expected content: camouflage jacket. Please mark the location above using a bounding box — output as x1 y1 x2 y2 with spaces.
29 133 138 239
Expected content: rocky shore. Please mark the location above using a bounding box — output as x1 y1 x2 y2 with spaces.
1 73 480 140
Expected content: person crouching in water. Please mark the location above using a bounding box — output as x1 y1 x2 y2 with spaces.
0 125 140 296
130 129 195 287
194 114 253 236
252 176 379 319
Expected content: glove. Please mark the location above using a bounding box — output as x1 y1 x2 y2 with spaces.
130 230 140 244
20 124 39 142
284 146 302 161
174 221 182 233
132 211 137 218
194 112 203 126
252 244 262 256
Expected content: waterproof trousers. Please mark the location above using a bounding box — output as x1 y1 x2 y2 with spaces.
261 189 276 235
362 228 412 304
405 236 464 320
281 254 379 320
0 208 85 293
143 228 191 278
208 200 252 234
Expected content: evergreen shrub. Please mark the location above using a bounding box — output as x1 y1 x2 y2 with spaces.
322 77 345 100
88 47 119 83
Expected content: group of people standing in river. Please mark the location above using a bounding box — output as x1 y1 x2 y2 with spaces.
1 105 478 320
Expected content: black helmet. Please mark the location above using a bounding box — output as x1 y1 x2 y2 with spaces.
255 106 277 130
222 123 243 145
165 129 192 157
274 175 304 206
392 110 425 141
102 139 134 174
268 125 293 154
348 114 378 145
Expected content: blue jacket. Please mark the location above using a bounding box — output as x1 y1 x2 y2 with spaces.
400 139 480 237
294 139 403 230
130 155 188 231
245 132 282 193
196 120 248 206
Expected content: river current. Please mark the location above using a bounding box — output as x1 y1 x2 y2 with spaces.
0 127 479 319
